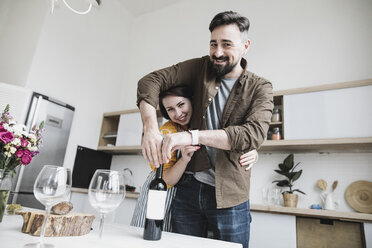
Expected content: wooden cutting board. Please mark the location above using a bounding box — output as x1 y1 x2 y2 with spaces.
18 211 95 237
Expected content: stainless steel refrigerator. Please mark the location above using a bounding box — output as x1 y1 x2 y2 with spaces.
11 93 74 209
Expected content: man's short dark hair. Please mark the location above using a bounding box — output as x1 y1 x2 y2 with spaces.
209 11 250 38
159 86 193 120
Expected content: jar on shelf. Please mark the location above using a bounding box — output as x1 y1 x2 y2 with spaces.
271 127 281 140
271 108 281 122
266 129 273 140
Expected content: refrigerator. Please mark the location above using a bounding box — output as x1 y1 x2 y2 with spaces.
0 83 74 209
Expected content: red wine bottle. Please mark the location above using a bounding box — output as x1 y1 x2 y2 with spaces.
143 164 167 240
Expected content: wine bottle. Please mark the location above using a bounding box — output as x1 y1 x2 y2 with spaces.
143 164 167 240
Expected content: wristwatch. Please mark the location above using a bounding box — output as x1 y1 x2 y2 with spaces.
188 129 199 145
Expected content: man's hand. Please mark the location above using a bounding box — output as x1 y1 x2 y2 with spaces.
141 129 163 168
139 101 163 167
162 132 193 163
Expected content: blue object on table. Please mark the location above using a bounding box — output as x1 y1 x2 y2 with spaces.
310 204 323 210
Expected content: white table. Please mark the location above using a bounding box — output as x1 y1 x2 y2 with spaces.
0 213 242 248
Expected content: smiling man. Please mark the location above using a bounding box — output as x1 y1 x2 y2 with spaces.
137 11 273 248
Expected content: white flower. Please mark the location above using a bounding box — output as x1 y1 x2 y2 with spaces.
4 143 11 150
4 151 11 157
12 138 21 146
28 134 37 143
3 123 9 130
29 146 38 152
8 118 16 125
10 147 17 154
12 123 25 134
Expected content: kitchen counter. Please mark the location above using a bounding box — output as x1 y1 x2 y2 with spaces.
251 204 372 223
0 211 242 248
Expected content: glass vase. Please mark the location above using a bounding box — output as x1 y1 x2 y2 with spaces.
0 169 13 222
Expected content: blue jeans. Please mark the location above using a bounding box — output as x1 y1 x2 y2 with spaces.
171 174 251 248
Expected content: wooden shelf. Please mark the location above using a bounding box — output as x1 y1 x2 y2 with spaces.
96 137 372 155
251 204 372 223
97 145 142 154
260 137 372 153
269 121 282 125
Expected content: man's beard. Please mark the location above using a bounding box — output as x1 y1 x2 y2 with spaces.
209 55 238 78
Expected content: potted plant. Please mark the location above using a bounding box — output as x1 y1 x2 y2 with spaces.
272 154 305 207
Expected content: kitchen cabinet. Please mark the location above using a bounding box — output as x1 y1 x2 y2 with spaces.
97 79 372 154
250 205 371 248
263 79 372 153
283 84 372 140
97 109 163 154
250 212 296 248
296 217 365 248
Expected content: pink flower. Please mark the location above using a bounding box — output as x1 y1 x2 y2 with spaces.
23 150 32 156
20 138 29 148
0 131 14 144
0 123 5 132
15 149 24 158
21 150 33 165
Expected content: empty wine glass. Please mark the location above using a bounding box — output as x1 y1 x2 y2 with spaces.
88 169 126 238
24 165 72 248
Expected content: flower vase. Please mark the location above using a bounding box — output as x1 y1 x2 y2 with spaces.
0 169 13 222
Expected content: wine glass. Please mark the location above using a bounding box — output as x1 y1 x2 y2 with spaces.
24 165 72 248
88 169 126 238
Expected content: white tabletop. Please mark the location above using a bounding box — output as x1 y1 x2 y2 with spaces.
0 213 242 248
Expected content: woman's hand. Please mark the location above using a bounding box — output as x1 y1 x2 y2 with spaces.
163 145 199 186
180 145 200 163
239 149 258 171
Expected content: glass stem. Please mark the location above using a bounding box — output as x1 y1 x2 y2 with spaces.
99 213 105 238
40 205 52 244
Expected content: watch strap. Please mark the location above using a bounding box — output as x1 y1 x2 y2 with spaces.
188 129 199 145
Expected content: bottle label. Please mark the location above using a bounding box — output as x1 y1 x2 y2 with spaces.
146 190 167 220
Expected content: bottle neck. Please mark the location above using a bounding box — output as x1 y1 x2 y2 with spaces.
155 164 164 179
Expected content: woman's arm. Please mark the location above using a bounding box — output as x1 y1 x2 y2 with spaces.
163 145 199 186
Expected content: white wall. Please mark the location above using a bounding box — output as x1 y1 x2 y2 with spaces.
251 153 372 211
0 0 47 86
25 1 133 170
0 0 134 170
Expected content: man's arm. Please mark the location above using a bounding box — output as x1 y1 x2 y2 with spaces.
161 129 231 163
137 57 205 166
224 81 273 152
139 101 163 167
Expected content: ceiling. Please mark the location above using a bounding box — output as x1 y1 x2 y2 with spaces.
117 0 182 17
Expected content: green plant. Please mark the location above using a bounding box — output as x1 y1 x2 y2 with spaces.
272 154 306 195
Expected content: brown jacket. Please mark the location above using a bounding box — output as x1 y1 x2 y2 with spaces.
137 56 274 208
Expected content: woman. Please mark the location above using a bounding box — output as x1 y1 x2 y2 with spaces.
130 86 258 231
